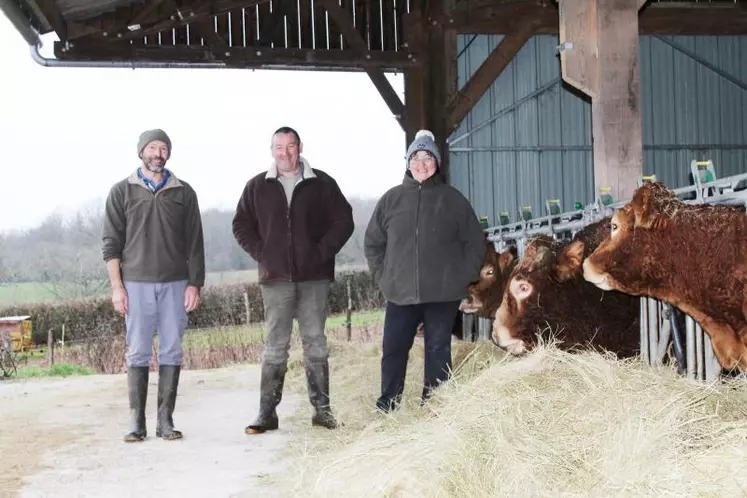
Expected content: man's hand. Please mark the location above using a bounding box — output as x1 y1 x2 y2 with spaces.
112 284 128 315
184 285 201 313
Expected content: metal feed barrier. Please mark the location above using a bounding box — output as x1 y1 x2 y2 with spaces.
468 160 747 382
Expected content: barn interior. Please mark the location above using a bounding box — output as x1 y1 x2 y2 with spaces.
3 0 747 224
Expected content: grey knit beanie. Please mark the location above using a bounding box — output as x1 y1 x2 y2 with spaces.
137 129 172 158
405 129 441 167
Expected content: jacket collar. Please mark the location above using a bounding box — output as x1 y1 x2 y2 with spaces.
128 168 183 190
265 156 317 180
402 170 445 189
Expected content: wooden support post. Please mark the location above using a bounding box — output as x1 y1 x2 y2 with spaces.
403 11 427 146
424 17 454 181
47 328 54 367
243 292 251 325
345 278 352 342
402 0 456 180
558 0 645 202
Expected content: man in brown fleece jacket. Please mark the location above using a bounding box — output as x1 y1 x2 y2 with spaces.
232 126 354 433
102 129 205 443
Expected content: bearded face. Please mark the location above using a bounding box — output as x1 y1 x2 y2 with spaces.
141 140 169 173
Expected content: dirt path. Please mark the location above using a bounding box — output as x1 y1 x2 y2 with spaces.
0 364 301 498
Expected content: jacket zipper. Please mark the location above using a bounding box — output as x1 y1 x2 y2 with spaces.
278 181 294 282
415 184 422 302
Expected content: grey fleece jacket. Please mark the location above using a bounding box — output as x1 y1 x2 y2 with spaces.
364 171 486 306
101 169 206 288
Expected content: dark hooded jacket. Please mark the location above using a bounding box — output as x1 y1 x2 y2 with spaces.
364 170 486 305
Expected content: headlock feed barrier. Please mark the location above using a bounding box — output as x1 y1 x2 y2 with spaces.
463 160 747 383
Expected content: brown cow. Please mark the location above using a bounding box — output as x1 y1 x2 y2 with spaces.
492 219 640 357
459 243 518 318
582 182 747 371
415 242 517 339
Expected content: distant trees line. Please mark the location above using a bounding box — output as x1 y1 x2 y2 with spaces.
0 196 379 302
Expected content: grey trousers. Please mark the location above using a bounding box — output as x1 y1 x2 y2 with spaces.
260 280 330 365
124 280 189 367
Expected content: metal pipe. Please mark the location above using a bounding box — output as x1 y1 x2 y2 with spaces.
656 305 671 366
29 43 228 69
686 317 696 379
0 0 39 45
640 298 650 366
696 320 704 381
667 304 686 375
483 172 747 237
703 334 720 383
647 298 659 365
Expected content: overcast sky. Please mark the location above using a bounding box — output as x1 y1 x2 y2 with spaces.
0 12 407 233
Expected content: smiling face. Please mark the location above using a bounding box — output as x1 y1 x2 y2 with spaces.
271 131 303 175
141 139 170 173
408 150 438 183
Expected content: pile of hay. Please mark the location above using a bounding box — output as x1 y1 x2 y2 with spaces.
274 338 747 497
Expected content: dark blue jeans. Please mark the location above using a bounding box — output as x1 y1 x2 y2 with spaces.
376 300 461 412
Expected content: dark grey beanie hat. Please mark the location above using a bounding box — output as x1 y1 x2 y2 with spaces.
405 129 441 167
137 129 172 157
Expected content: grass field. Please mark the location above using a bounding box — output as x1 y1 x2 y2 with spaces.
0 264 370 307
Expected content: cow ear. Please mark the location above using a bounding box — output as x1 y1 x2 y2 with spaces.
555 240 584 281
498 247 517 272
632 184 662 229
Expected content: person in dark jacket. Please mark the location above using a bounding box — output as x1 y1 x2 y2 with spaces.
232 126 354 433
364 129 486 412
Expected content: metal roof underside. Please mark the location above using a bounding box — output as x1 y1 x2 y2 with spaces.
56 0 142 22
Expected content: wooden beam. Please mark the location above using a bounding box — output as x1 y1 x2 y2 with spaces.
557 0 644 202
318 0 406 130
129 0 170 26
25 0 68 39
446 21 535 134
55 42 416 69
558 0 598 98
438 2 747 35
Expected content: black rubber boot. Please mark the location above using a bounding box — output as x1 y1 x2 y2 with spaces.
156 365 183 440
245 362 286 435
123 366 149 443
305 360 339 429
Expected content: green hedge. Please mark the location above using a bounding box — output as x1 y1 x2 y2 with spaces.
0 271 384 345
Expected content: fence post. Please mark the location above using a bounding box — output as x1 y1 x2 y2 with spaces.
47 328 54 367
346 278 352 341
243 292 251 325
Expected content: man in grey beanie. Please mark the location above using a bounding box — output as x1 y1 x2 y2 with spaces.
102 128 205 443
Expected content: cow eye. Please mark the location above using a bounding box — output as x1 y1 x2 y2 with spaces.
519 283 529 293
611 222 618 232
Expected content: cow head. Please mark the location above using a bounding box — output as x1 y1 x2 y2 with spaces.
583 182 677 295
492 235 569 353
492 219 622 355
459 244 518 318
